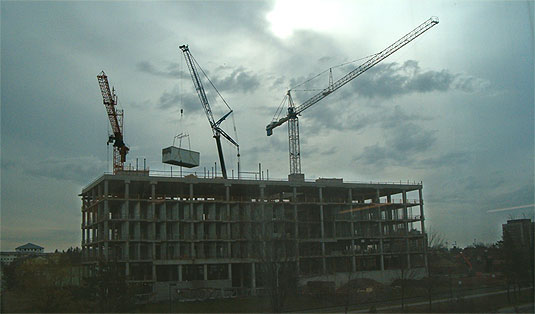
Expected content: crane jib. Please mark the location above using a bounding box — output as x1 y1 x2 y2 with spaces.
180 44 240 179
97 71 129 173
265 17 438 176
265 17 439 136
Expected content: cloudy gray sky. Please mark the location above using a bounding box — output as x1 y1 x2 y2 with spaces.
1 0 533 251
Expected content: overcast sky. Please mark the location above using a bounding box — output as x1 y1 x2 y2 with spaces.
1 0 533 251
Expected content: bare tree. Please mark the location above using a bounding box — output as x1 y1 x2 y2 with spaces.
256 220 298 313
395 264 417 312
425 229 446 311
390 236 418 312
343 256 357 314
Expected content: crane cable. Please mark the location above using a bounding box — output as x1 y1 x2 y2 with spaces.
271 94 289 122
271 53 377 122
106 122 110 173
173 54 184 142
188 51 240 174
271 53 377 121
290 52 378 91
190 53 232 112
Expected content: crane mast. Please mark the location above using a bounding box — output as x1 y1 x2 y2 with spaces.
179 45 239 179
97 71 129 174
266 17 439 175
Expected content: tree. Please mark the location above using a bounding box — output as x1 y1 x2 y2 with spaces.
256 220 298 313
343 257 356 314
424 229 446 311
83 259 136 312
14 254 79 312
2 257 27 291
394 264 417 312
390 237 418 312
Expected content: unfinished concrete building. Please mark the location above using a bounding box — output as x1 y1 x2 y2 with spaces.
81 173 427 301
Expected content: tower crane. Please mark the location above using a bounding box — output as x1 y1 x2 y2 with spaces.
97 71 129 174
179 44 240 179
266 17 439 176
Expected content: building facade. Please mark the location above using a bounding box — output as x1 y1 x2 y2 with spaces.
81 174 427 300
502 219 534 249
15 243 44 254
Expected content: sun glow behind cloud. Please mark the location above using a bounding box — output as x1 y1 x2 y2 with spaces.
266 0 344 38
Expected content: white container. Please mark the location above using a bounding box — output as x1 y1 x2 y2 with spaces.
162 146 200 168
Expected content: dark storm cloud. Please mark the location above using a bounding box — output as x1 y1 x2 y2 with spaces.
287 60 487 104
453 75 490 93
461 173 506 191
419 151 471 169
354 122 437 167
301 102 430 139
212 66 260 94
157 86 200 113
378 105 432 129
342 60 458 99
136 61 189 79
301 105 376 134
494 185 535 210
23 156 105 185
138 61 261 94
427 172 532 214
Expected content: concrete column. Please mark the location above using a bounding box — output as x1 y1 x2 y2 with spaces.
152 264 156 281
319 187 326 274
260 184 266 258
293 186 299 274
226 184 231 256
419 187 428 271
386 194 393 235
98 183 102 198
161 221 167 241
103 180 109 260
82 209 86 227
240 265 244 287
189 183 195 256
81 228 86 245
150 182 157 260
402 190 411 268
228 263 232 281
82 209 86 245
178 264 182 281
348 188 356 272
251 262 256 294
204 264 208 281
125 181 130 262
376 189 384 271
125 261 130 278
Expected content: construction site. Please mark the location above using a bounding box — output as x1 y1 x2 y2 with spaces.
82 17 438 301
81 174 426 300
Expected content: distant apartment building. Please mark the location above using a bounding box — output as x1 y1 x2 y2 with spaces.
1 243 45 265
502 219 534 249
81 173 427 301
0 252 18 265
15 243 44 254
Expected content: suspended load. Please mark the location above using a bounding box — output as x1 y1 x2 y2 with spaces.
162 108 200 168
162 146 200 168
